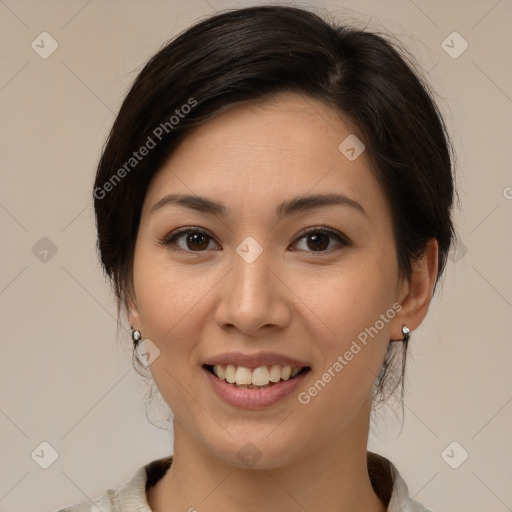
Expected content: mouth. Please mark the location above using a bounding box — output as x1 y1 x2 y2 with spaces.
203 363 311 389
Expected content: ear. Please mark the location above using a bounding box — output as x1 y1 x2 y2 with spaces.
390 238 439 340
125 287 140 331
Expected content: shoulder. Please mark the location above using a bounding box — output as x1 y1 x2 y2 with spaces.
387 459 433 511
56 454 430 512
55 488 120 512
368 452 432 512
54 460 157 512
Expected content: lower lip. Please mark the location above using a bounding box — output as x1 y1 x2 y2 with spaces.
202 366 310 409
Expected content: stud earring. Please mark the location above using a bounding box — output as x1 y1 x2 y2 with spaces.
401 324 410 342
131 328 142 345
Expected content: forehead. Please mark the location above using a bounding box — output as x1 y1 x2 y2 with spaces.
143 92 385 219
177 93 358 163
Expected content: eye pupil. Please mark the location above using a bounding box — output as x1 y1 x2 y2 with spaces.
187 233 209 250
307 232 329 251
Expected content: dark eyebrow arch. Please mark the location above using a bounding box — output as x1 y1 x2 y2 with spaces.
150 192 366 218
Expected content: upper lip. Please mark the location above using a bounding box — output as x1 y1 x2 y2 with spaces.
203 351 310 369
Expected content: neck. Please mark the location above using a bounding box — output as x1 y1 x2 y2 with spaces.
147 417 387 512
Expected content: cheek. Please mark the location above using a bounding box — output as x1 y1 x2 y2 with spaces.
294 256 397 342
292 265 396 428
131 243 226 408
132 241 211 336
131 247 211 415
292 255 398 398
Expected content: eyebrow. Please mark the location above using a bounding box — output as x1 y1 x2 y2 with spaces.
150 192 367 219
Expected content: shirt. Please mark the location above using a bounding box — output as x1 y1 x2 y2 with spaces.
55 452 432 511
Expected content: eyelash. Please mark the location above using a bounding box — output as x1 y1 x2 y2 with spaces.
160 225 350 255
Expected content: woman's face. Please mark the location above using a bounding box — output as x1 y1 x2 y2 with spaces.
129 92 409 468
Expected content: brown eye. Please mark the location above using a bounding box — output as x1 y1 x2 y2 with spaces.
162 226 348 254
293 227 349 253
163 228 218 252
184 232 210 251
306 232 330 251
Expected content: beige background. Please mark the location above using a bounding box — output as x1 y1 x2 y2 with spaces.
0 1 511 511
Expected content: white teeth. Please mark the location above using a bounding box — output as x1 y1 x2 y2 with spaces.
251 366 270 386
290 367 301 378
281 366 291 380
235 366 252 385
211 364 304 387
214 364 226 380
225 364 236 383
269 365 281 382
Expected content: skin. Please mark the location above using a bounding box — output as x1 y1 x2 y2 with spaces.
127 92 438 512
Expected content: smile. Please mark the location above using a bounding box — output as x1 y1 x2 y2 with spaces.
205 364 309 388
202 364 311 409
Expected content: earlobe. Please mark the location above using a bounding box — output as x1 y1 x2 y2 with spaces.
126 293 140 331
391 239 439 340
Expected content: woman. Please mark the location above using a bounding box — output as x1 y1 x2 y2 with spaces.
58 4 454 511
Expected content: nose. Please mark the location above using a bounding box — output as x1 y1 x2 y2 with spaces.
214 245 291 336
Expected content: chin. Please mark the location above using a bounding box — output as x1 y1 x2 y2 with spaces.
204 433 304 471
